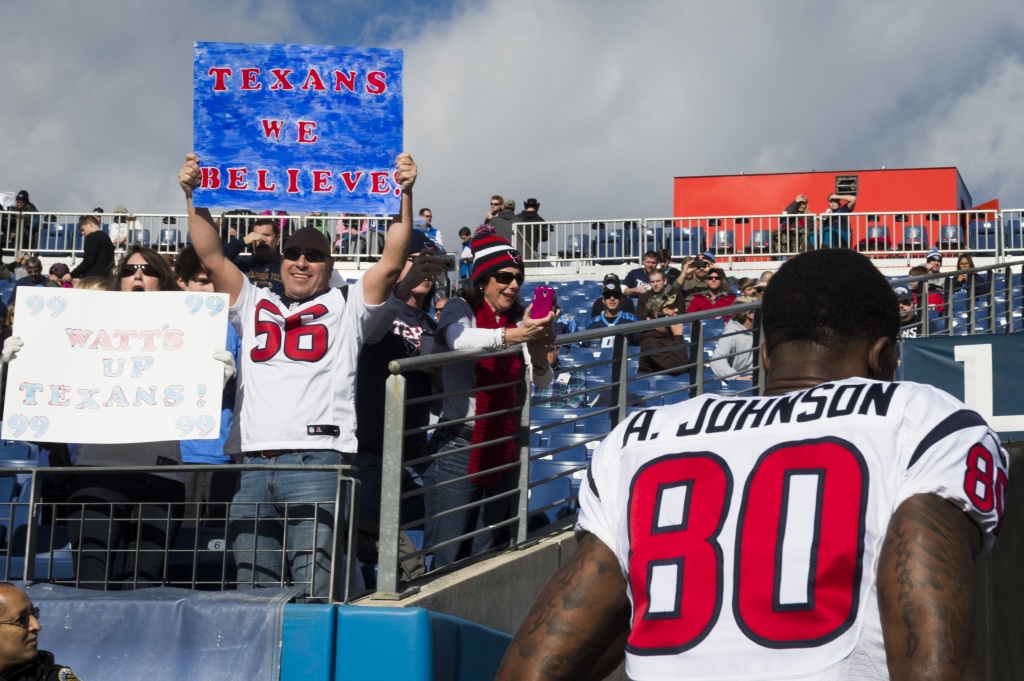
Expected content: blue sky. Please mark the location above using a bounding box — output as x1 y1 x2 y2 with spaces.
2 0 1023 247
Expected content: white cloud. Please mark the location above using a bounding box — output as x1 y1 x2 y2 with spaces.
1 0 1022 246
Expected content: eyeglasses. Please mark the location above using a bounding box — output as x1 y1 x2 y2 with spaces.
706 276 722 281
282 247 328 263
491 271 524 286
0 607 39 628
120 263 158 278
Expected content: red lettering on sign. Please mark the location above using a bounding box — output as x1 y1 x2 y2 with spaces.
334 70 357 92
297 121 319 144
261 119 284 140
270 69 294 90
341 172 363 193
286 169 301 194
301 68 327 91
365 71 387 95
241 68 262 90
227 168 249 191
208 67 232 91
370 171 391 194
200 167 221 189
312 170 333 193
256 170 276 192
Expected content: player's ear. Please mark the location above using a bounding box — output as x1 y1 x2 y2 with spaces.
867 337 896 381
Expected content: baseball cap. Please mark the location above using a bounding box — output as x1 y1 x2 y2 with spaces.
114 205 128 214
524 198 539 209
603 280 623 297
699 251 716 264
603 273 620 284
283 227 332 258
893 285 913 302
409 229 440 255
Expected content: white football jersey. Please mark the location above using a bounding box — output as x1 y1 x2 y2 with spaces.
577 378 1008 681
229 277 391 454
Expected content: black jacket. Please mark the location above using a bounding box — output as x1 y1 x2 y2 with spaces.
0 650 78 681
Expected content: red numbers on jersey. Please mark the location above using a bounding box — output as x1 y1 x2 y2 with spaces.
963 444 1008 533
626 439 867 655
250 300 330 363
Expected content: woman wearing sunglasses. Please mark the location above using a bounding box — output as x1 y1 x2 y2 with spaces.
424 227 554 569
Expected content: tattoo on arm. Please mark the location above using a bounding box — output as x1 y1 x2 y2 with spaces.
496 532 631 681
878 494 982 681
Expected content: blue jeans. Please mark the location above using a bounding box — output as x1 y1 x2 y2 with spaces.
423 434 519 569
228 450 362 599
351 451 429 563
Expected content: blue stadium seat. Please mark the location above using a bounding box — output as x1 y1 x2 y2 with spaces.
157 227 181 250
967 220 997 255
591 228 626 264
744 229 772 254
545 432 602 457
532 444 589 463
937 224 962 250
857 226 892 251
529 460 587 499
0 445 31 462
674 227 706 257
127 227 151 247
528 477 574 528
557 233 590 259
899 225 926 251
1005 220 1024 254
711 229 735 255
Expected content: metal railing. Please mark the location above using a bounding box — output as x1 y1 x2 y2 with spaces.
0 463 360 602
371 260 1024 597
6 208 1023 270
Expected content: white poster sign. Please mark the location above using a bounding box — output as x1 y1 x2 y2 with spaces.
2 288 229 443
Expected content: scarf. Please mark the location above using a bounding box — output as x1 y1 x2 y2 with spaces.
469 302 523 486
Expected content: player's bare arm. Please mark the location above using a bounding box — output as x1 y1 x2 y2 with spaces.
877 493 982 681
179 152 245 305
362 152 417 305
496 532 631 681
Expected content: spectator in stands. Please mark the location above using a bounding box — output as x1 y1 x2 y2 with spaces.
925 248 942 274
181 150 422 599
686 266 736 316
433 296 448 323
622 251 659 298
635 269 669 320
589 273 636 318
353 231 442 570
458 226 473 284
549 293 578 339
486 196 516 242
908 264 946 316
778 193 810 253
737 277 759 299
511 197 548 261
7 257 57 306
636 293 688 376
108 205 141 248
0 583 80 680
710 297 757 380
532 345 587 408
221 217 284 296
0 305 13 408
175 245 241 519
416 207 443 246
67 215 115 284
672 251 715 309
47 263 72 289
586 279 639 347
217 208 257 243
61 246 217 588
425 228 554 568
816 192 857 248
947 252 990 298
2 190 40 249
657 248 681 285
896 285 928 338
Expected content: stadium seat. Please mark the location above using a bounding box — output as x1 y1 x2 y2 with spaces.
529 460 588 499
0 445 31 462
531 444 589 463
591 227 626 264
157 227 181 251
937 224 962 250
545 432 602 457
127 227 151 247
711 229 734 255
1004 220 1024 254
527 477 574 528
557 233 590 259
899 225 926 251
967 220 997 255
744 230 772 254
857 226 892 251
674 227 706 257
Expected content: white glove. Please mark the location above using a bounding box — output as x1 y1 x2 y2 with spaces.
2 336 23 364
213 349 236 387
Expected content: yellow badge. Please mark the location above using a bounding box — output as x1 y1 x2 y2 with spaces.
58 669 81 681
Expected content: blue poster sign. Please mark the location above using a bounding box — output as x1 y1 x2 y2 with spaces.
901 334 1024 440
192 41 403 214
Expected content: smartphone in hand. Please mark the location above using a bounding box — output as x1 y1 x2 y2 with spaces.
531 286 555 319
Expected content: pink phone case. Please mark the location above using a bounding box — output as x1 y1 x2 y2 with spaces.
531 286 555 318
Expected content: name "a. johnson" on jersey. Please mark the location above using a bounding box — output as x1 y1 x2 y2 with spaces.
676 382 899 438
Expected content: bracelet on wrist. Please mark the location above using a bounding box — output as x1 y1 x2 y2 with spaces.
500 327 507 348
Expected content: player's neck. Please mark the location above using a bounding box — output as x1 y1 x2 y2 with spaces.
763 346 871 395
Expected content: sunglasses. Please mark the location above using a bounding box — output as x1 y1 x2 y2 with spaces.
491 271 524 286
282 247 328 263
706 276 722 281
603 292 621 299
0 606 39 628
490 201 502 206
120 263 158 278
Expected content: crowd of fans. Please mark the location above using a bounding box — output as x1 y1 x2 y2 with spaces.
0 177 1003 593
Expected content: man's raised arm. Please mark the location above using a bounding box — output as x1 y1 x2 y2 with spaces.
877 494 983 681
361 153 417 305
178 152 245 305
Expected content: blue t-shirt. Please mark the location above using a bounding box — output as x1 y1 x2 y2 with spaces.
180 324 242 464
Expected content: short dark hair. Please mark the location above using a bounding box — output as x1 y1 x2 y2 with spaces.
252 218 279 235
643 250 658 261
174 245 208 284
459 226 472 238
762 249 898 353
77 214 100 229
419 207 431 216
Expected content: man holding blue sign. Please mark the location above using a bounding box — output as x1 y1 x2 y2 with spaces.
180 150 435 599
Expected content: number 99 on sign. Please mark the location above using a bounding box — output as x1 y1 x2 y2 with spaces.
184 294 225 316
176 415 217 438
5 414 49 439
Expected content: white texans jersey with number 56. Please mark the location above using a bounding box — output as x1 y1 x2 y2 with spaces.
577 377 1008 681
